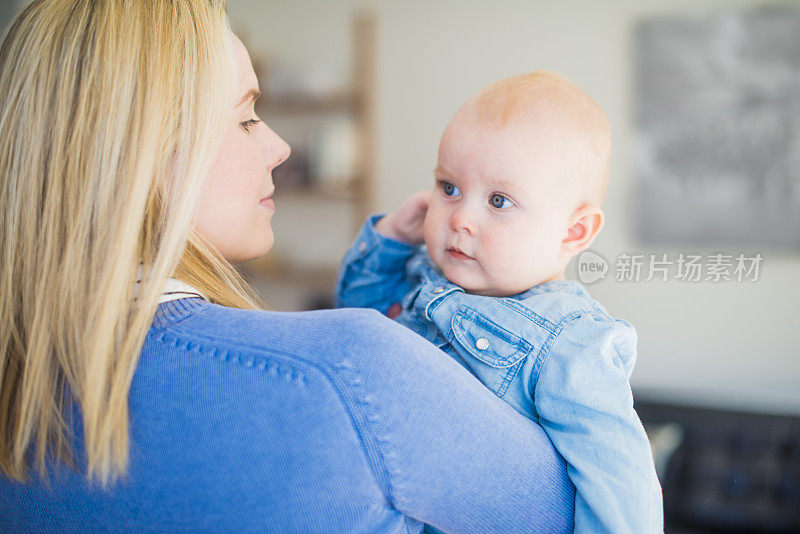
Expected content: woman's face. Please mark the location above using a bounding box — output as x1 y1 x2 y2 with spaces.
193 33 290 263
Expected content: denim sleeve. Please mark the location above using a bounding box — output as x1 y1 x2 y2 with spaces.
534 315 664 533
335 214 418 314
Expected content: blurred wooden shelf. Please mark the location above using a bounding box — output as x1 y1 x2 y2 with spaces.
249 12 376 238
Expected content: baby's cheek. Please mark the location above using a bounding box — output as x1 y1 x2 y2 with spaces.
422 212 441 249
480 235 514 275
489 232 537 276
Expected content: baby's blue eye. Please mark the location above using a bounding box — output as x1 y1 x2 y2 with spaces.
442 181 460 197
490 193 512 209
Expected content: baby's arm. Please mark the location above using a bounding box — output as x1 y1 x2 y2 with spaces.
534 315 663 533
335 191 431 314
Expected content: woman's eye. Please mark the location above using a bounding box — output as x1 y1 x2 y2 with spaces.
490 193 513 209
240 118 260 132
441 181 460 197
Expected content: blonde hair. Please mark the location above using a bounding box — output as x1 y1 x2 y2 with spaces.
0 0 266 487
471 70 612 206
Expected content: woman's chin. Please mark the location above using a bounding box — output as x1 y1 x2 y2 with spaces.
228 233 274 264
253 234 275 259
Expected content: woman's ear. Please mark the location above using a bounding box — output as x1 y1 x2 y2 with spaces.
560 205 605 258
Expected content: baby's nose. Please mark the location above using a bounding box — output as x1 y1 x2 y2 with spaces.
449 208 475 234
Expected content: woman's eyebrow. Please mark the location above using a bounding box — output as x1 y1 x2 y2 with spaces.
236 88 261 108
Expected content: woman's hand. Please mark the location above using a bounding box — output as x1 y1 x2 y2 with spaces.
374 190 431 245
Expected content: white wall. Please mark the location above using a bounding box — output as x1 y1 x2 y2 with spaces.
230 0 800 415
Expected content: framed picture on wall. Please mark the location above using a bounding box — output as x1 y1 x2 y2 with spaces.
634 4 800 247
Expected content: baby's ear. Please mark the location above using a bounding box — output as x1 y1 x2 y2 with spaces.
560 204 604 258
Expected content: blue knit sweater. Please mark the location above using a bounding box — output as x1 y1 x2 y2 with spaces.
0 297 574 532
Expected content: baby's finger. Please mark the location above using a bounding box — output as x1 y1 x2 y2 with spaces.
411 190 432 211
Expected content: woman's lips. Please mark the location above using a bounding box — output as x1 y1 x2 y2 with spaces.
447 248 474 261
259 191 275 210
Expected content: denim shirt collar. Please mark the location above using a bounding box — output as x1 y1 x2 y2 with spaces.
512 280 589 300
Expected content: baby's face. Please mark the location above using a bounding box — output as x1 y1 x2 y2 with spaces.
423 111 578 297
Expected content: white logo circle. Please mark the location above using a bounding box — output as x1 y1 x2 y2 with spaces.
577 250 609 284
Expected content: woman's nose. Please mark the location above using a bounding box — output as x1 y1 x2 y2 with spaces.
264 126 291 168
449 206 475 235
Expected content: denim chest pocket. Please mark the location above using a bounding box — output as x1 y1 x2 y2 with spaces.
450 306 533 368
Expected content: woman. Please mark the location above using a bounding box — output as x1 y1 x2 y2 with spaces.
0 1 574 532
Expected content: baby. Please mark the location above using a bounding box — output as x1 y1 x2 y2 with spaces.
336 71 663 533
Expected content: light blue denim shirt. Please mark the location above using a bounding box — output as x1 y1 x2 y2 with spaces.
336 215 664 534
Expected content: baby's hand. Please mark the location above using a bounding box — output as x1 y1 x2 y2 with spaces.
375 190 431 245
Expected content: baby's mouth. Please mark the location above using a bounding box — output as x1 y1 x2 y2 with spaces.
447 247 475 261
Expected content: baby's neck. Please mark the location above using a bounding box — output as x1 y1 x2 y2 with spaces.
461 268 568 298
543 269 566 283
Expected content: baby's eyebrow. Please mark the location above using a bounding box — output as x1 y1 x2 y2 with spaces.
489 177 518 191
433 165 452 178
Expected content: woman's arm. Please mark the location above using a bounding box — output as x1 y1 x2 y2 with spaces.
96 302 575 532
329 309 575 533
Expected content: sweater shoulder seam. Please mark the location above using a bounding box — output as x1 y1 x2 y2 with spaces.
148 327 398 506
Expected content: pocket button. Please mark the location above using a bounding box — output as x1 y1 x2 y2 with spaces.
475 337 490 350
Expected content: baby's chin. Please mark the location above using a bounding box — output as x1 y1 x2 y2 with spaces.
436 263 510 297
430 253 534 297
430 257 479 291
